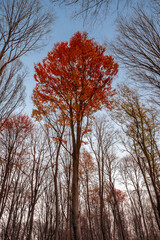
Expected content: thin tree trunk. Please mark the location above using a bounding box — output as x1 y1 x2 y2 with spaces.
86 174 94 240
54 143 61 240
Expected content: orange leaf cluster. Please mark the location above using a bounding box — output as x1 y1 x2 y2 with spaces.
80 149 95 172
32 32 118 123
52 136 67 145
1 114 33 134
107 188 126 203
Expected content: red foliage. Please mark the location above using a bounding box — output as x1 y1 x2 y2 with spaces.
80 149 94 171
32 31 118 122
1 114 33 135
107 188 126 204
0 114 33 167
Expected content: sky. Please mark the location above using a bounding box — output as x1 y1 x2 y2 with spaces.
21 1 134 115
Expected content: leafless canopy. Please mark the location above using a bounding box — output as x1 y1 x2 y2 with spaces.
111 2 160 98
0 0 54 125
0 60 25 127
52 0 143 20
0 0 53 74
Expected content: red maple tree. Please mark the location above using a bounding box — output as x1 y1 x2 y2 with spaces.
32 32 118 240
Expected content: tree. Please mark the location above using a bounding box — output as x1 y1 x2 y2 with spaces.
0 0 53 124
0 114 33 220
87 117 128 240
112 85 160 230
26 127 50 240
0 60 25 129
0 0 53 74
32 31 118 240
45 120 66 240
79 149 95 240
111 1 160 100
120 155 151 239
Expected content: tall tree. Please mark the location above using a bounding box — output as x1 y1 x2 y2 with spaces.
112 85 160 230
111 1 160 100
0 60 25 128
0 0 53 73
32 31 118 240
0 114 33 220
0 0 53 124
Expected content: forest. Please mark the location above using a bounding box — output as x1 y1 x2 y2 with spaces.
0 0 160 239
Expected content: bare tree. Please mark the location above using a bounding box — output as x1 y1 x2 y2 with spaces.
79 149 96 240
0 0 53 123
0 60 25 128
112 85 160 231
111 1 160 99
45 121 66 240
0 0 53 74
0 114 33 220
25 127 50 240
120 156 150 240
87 116 128 240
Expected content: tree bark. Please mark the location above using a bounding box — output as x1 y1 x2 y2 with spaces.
72 149 82 240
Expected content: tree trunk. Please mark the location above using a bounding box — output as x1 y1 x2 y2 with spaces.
72 149 82 240
86 174 94 240
54 143 61 240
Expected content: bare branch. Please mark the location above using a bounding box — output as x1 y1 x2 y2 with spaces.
52 0 142 21
111 3 160 99
0 60 25 129
0 0 54 75
0 0 54 124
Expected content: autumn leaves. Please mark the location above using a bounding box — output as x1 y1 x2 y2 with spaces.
32 32 118 122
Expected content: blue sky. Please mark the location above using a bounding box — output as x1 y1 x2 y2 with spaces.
21 1 128 115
